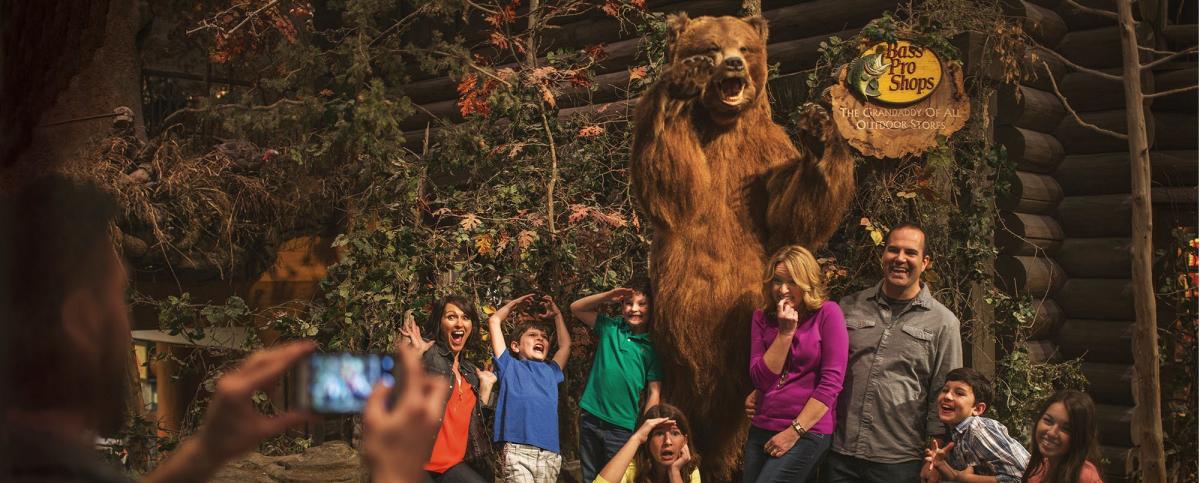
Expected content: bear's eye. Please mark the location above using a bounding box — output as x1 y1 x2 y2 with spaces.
740 46 749 53
707 45 720 54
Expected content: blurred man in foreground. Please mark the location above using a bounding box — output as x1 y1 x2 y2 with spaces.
2 175 444 483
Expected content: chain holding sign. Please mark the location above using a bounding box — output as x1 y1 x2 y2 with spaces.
830 40 969 158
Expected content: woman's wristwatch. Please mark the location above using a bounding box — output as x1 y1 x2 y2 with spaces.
791 420 806 436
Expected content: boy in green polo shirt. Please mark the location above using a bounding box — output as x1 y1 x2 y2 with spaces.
569 283 662 483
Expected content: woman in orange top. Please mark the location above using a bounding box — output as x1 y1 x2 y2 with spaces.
401 295 497 482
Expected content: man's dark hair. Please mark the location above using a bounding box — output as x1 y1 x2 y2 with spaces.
945 367 994 410
884 222 930 258
4 174 122 410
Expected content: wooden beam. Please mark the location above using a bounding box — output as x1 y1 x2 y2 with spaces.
997 84 1067 132
1057 278 1134 320
1083 362 1135 405
1056 0 1119 31
1007 0 1069 46
1153 111 1199 150
1057 237 1133 277
996 255 1067 296
996 212 1065 255
999 171 1065 214
1095 402 1135 447
1058 318 1133 363
1057 25 1128 69
1055 188 1198 237
1054 150 1198 196
1148 66 1198 111
1054 108 1156 154
996 126 1066 173
1028 298 1066 339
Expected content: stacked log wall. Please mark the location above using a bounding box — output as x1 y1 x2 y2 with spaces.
993 0 1071 385
397 0 893 146
1000 1 1199 480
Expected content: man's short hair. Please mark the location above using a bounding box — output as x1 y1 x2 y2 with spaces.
945 367 994 410
4 174 121 409
884 222 930 258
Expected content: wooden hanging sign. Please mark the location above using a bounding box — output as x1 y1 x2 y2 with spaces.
830 40 970 159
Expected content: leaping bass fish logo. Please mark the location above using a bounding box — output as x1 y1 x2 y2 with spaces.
848 49 891 99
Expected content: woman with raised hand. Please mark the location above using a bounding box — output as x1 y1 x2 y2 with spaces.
400 295 497 483
742 245 848 483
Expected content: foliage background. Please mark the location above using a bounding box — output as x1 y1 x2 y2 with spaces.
82 0 1197 474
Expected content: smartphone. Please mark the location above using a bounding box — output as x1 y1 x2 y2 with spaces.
294 352 396 414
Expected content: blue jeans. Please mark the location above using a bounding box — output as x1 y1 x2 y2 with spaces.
820 452 922 483
579 411 634 483
743 425 831 483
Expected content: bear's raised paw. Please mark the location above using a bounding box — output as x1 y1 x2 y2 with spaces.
664 55 715 99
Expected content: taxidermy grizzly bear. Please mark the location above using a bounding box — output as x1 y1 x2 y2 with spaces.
630 13 856 479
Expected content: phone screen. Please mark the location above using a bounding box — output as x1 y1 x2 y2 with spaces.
301 353 395 413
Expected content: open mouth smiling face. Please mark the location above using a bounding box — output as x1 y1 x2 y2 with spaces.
440 303 472 352
1035 402 1072 459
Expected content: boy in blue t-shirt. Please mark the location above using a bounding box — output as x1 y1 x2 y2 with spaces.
488 294 571 483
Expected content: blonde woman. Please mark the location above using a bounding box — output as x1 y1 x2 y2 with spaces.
742 245 848 483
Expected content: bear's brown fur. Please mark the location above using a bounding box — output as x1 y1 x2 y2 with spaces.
630 14 856 479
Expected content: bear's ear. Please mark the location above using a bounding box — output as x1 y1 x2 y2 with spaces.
666 13 691 61
742 15 769 43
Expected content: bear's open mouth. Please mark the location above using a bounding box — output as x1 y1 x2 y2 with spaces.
719 77 746 105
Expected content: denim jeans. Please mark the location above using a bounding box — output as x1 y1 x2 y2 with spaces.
743 425 831 483
579 411 634 483
820 452 923 483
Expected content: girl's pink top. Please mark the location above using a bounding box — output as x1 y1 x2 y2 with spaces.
1026 461 1104 483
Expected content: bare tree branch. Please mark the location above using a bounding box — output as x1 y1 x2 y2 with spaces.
369 5 431 48
1141 44 1199 70
1138 44 1177 55
1145 83 1199 99
1043 62 1128 140
1063 0 1119 19
1038 47 1124 81
186 0 282 36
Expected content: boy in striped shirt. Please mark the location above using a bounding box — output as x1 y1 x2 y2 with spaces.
923 368 1030 483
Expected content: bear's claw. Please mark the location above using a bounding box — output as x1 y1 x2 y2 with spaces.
665 55 715 99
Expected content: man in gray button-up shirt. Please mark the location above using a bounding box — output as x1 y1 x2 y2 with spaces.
822 224 963 483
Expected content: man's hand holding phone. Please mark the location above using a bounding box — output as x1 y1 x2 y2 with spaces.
143 341 319 483
362 342 450 483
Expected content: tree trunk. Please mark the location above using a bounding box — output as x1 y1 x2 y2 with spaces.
1116 0 1167 480
26 0 145 167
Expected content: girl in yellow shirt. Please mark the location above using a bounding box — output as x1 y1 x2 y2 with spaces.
595 404 702 483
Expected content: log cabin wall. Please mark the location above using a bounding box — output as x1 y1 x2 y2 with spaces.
396 2 1197 479
996 1 1198 481
398 0 897 146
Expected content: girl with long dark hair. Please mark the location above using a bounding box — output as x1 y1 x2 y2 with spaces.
596 404 701 483
1021 390 1103 483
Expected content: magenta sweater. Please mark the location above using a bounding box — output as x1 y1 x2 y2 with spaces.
748 301 848 434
